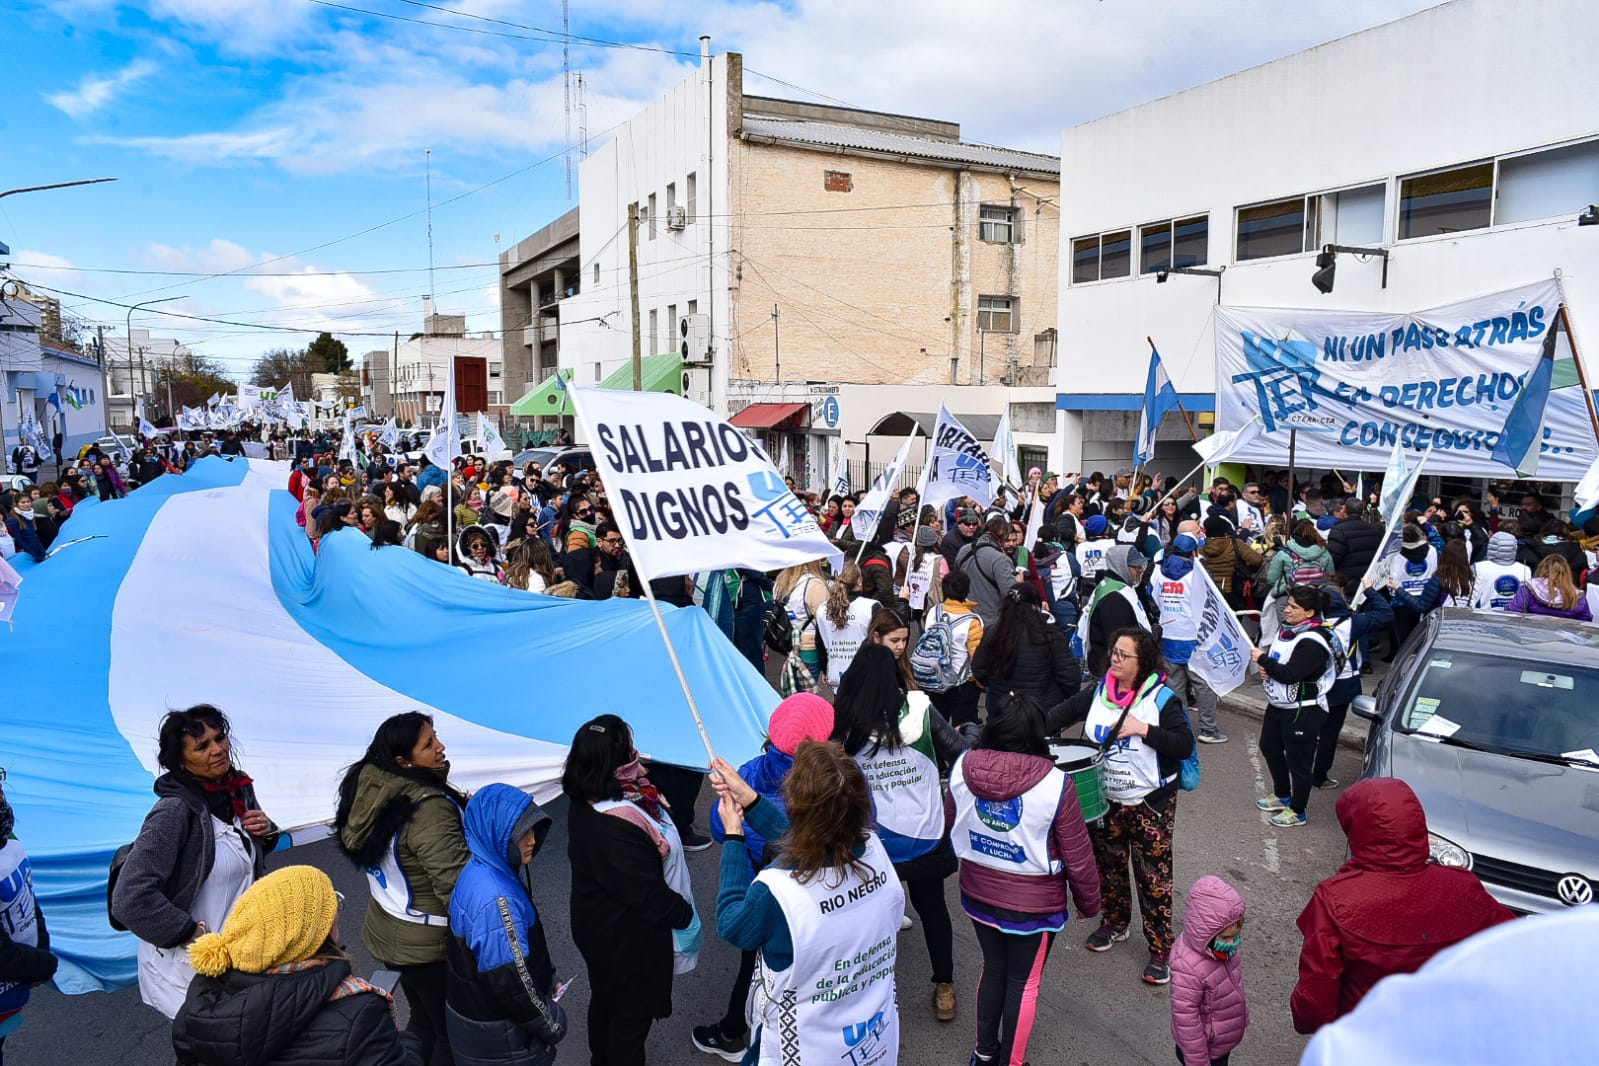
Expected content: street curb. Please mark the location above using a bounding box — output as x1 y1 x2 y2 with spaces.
1218 688 1371 751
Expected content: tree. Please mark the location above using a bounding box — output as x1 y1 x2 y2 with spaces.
308 332 351 373
251 347 320 397
159 353 235 422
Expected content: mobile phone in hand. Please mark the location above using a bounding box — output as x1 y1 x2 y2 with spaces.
369 969 402 996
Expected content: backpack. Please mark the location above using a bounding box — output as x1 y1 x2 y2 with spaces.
1287 551 1329 590
910 608 975 693
106 842 135 932
762 598 794 654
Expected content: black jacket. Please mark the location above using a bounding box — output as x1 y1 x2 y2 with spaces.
938 527 974 570
172 957 422 1066
972 627 1081 712
857 544 897 613
1519 536 1588 576
1327 517 1383 578
566 798 693 1019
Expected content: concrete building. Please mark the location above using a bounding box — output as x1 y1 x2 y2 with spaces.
1 298 108 466
364 301 502 427
532 43 1061 491
498 207 579 428
1054 0 1599 486
100 328 196 431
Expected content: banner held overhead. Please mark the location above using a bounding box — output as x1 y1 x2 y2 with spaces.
1213 280 1595 478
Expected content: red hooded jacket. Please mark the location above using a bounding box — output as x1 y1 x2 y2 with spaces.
1290 778 1514 1034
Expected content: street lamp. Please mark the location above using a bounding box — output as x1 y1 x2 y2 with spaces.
126 297 179 427
1156 265 1226 303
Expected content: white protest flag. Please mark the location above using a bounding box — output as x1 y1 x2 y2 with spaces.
1576 454 1599 512
338 412 356 462
852 430 919 540
569 384 842 581
1187 563 1251 697
423 359 461 472
477 413 507 458
1353 439 1431 608
778 434 792 478
922 403 996 509
206 392 221 409
278 382 296 409
992 407 1022 490
379 418 401 450
138 416 160 440
1023 486 1045 554
828 447 849 500
1192 417 1265 466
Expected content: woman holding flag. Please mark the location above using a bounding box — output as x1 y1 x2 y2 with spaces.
832 643 967 1022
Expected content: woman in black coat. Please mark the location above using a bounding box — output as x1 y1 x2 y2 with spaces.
972 583 1082 716
562 715 695 1066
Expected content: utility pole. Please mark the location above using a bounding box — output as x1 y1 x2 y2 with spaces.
96 325 110 437
137 346 149 421
628 202 642 391
391 331 399 422
772 304 781 384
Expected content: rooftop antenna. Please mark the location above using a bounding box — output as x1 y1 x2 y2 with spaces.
425 147 436 306
577 72 589 158
563 0 573 202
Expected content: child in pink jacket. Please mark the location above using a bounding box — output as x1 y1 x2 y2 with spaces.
1170 875 1249 1065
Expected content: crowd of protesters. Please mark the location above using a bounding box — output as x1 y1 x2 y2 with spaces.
4 436 1591 1066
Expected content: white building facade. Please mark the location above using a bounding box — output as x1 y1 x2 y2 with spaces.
2 300 109 467
1055 0 1599 486
100 328 195 431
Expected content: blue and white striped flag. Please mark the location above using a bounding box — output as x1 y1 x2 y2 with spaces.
1136 347 1180 466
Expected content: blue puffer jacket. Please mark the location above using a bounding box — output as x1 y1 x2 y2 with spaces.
708 745 794 870
445 784 566 1066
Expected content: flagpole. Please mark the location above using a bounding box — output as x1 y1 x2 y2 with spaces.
1556 298 1599 448
1148 336 1200 442
1351 447 1429 610
564 381 717 764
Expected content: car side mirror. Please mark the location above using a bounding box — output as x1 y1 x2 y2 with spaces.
1351 695 1380 721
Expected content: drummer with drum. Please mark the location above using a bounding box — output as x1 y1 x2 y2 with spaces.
1043 627 1195 986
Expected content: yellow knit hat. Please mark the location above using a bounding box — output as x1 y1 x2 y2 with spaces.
188 866 339 977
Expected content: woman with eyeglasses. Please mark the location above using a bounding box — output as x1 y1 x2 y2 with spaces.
557 497 597 555
1043 626 1194 987
562 715 698 1066
335 712 471 1066
111 706 280 1020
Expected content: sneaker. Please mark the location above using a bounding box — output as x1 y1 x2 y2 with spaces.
1142 951 1171 985
1197 730 1229 744
681 828 713 852
1270 808 1308 828
1314 777 1340 790
691 1024 747 1062
1085 924 1129 952
1255 796 1291 812
933 981 957 1022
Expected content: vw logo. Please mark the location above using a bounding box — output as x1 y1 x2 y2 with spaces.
1556 874 1594 907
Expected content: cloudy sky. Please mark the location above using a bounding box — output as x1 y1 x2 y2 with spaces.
6 0 1440 380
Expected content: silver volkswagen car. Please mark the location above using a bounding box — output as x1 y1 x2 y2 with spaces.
1353 608 1599 914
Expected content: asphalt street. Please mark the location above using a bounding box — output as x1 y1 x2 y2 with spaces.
13 703 1363 1066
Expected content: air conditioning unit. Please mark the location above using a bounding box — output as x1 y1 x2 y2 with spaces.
679 313 711 365
680 366 712 408
665 205 688 231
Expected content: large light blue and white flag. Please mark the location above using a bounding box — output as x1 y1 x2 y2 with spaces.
571 385 842 580
852 429 918 539
0 456 775 993
1137 346 1180 466
923 403 996 509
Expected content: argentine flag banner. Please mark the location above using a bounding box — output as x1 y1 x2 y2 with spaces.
572 385 842 581
1214 280 1591 478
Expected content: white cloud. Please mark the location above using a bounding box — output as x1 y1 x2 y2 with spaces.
45 59 158 119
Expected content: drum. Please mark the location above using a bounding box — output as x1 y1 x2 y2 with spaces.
1049 740 1107 824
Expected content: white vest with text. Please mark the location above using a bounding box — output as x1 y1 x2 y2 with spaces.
949 754 1066 879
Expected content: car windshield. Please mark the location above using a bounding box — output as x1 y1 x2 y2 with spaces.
1400 650 1599 760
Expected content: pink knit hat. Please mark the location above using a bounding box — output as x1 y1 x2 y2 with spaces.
767 693 835 755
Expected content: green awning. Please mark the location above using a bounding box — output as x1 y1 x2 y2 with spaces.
599 352 682 394
510 369 575 416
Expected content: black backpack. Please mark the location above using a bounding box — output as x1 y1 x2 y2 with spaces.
763 598 794 654
106 842 134 932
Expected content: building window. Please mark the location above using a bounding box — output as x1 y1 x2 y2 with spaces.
686 172 696 222
977 296 1016 334
1140 215 1208 273
592 262 600 286
979 204 1020 243
1497 139 1599 225
824 170 853 193
649 309 658 356
647 193 657 240
1237 197 1306 260
666 182 676 212
594 363 602 383
665 304 677 351
1071 229 1132 283
1399 162 1493 239
1307 184 1386 248
686 299 697 316
489 391 503 405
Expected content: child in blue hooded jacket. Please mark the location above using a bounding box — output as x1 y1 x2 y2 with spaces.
445 784 566 1066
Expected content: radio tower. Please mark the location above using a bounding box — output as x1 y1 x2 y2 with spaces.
563 0 573 202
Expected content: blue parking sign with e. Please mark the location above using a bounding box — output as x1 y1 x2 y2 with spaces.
822 395 840 427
